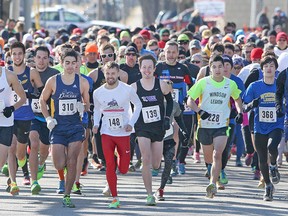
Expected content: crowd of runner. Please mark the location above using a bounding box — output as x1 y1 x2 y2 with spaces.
1 6 288 208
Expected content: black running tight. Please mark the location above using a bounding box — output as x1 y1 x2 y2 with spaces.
254 129 282 184
160 139 175 189
222 124 236 170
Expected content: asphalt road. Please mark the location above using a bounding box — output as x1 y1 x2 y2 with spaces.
0 154 288 216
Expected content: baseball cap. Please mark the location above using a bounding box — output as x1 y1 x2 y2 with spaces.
139 29 151 40
159 28 169 36
120 31 130 40
72 28 83 35
177 34 189 42
251 48 263 61
189 39 201 49
222 54 233 67
69 34 80 41
85 42 98 55
276 32 287 42
125 46 138 55
202 29 212 39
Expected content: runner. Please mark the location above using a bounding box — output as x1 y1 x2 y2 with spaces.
93 61 142 208
243 55 283 201
187 55 243 198
132 54 173 205
40 49 90 207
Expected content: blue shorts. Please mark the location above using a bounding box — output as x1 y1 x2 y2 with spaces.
31 118 50 145
50 124 85 147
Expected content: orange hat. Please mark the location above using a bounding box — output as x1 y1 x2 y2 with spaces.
0 37 4 49
85 42 98 56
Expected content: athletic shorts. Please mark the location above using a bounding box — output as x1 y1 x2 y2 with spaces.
196 127 228 145
30 118 50 145
0 126 14 147
13 120 31 144
136 130 165 143
50 124 85 147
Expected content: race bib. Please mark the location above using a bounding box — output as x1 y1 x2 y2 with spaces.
164 124 174 138
59 99 77 116
31 99 49 113
259 107 276 123
201 111 223 127
172 89 179 102
0 99 4 112
107 115 124 130
142 105 161 123
12 91 29 106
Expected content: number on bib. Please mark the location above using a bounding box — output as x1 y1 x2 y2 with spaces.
172 89 179 102
201 111 222 127
142 105 161 123
259 107 276 123
59 99 77 116
12 91 29 106
107 115 124 130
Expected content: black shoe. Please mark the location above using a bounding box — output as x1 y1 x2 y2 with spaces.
263 183 274 201
270 166 280 184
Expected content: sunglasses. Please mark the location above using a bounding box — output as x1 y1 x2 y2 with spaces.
101 53 114 58
126 53 136 56
178 56 186 60
162 34 169 37
191 60 200 64
234 49 241 52
178 41 189 45
7 60 13 64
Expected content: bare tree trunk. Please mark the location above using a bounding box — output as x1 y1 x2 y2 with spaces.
139 0 159 26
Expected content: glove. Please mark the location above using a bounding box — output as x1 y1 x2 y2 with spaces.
26 91 40 99
163 116 170 130
3 106 14 118
250 97 261 108
276 108 285 118
198 109 211 120
235 113 243 124
90 104 94 112
46 116 57 131
76 102 85 117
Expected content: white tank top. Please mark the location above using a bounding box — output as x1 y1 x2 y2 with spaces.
0 67 14 126
199 77 231 129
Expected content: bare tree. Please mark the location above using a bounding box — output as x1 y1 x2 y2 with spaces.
139 0 160 26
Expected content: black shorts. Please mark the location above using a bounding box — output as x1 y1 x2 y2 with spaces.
30 118 50 145
13 120 31 144
196 127 228 145
136 130 165 143
0 126 14 147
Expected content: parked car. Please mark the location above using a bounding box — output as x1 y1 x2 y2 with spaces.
155 10 177 25
161 8 194 31
31 5 128 35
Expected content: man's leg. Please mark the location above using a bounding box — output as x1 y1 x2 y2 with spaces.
151 141 163 170
29 130 40 183
116 136 130 175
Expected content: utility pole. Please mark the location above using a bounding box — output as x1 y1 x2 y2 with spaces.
9 0 20 20
24 0 32 31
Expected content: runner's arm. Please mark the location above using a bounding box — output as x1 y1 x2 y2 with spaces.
7 70 26 110
128 87 142 127
93 90 101 128
39 77 54 118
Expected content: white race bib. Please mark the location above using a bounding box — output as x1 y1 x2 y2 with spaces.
0 99 4 112
31 99 41 113
59 99 77 116
142 105 161 123
259 107 276 123
172 89 179 102
12 91 29 106
201 111 223 127
164 124 174 138
106 115 124 130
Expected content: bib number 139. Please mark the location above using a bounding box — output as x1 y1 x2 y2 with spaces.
142 105 161 123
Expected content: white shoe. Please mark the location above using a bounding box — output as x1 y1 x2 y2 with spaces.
102 184 111 197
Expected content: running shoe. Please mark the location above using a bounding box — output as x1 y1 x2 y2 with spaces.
216 181 225 190
102 184 111 197
1 164 9 177
178 163 186 175
257 177 265 189
81 161 88 176
263 183 274 201
10 182 19 195
253 170 261 180
245 153 254 166
56 180 65 194
72 182 82 195
23 176 30 185
154 188 165 201
236 159 243 167
63 195 75 208
219 169 228 184
31 181 41 195
231 145 237 155
108 198 120 208
134 159 142 170
6 178 11 193
166 176 173 184
187 146 193 156
206 183 217 198
194 152 201 163
270 165 280 184
151 168 159 176
205 164 212 179
129 163 136 172
146 194 156 206
37 163 45 180
17 156 27 168
170 160 178 177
